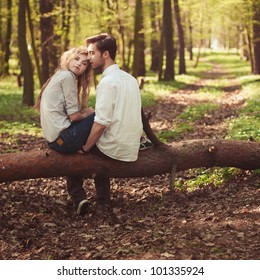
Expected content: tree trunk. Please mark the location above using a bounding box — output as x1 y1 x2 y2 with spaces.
158 21 164 81
150 0 160 72
173 0 186 74
114 0 127 71
252 0 260 74
0 1 2 75
132 0 145 77
2 0 12 76
193 3 203 68
245 25 254 73
0 140 259 183
61 0 71 52
163 0 174 81
137 19 146 76
18 0 34 106
188 13 193 61
40 0 57 81
27 1 43 86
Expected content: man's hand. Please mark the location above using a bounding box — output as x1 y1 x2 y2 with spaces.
81 122 107 153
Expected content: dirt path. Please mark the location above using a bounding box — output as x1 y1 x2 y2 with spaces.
146 62 245 140
0 63 259 260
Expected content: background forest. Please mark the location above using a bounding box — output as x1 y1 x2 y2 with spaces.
0 0 260 261
0 0 260 105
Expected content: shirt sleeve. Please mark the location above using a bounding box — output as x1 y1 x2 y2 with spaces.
94 79 115 127
61 72 79 115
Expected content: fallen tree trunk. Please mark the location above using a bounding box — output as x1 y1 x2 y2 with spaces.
0 139 259 183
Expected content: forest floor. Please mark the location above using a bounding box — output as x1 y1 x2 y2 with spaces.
0 62 259 260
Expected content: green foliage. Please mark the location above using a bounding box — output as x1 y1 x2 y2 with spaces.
227 79 260 141
186 59 213 78
177 103 219 121
175 168 241 191
0 76 41 137
141 76 188 100
204 52 251 77
157 123 194 142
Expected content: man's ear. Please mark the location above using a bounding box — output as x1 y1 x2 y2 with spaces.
102 50 110 59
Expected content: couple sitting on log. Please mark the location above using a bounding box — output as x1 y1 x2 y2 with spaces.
35 33 152 216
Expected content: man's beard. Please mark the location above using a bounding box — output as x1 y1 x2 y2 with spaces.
93 67 103 75
92 61 105 74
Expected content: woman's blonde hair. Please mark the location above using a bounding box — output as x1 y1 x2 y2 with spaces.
35 46 92 111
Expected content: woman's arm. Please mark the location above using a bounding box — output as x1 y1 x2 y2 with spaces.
69 107 94 122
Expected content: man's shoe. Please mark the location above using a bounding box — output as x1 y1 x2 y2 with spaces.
76 199 89 216
139 137 154 151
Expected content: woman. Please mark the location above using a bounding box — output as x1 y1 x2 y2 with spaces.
35 46 94 215
35 46 95 154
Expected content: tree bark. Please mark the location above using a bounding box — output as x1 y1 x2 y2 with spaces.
150 0 160 72
0 140 259 183
173 0 186 74
132 0 145 77
163 0 174 80
2 0 12 76
252 0 260 74
18 0 34 106
27 1 43 87
40 0 57 81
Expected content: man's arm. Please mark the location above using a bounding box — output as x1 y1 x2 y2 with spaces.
81 122 106 153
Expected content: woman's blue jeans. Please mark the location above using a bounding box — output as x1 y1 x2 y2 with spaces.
48 113 95 154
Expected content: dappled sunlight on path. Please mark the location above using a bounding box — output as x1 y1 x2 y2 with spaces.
145 62 246 141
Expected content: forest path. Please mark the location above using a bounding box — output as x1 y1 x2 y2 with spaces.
146 61 245 141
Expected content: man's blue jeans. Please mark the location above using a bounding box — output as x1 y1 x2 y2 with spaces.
48 113 95 154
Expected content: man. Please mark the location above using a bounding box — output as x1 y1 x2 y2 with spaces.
72 33 143 215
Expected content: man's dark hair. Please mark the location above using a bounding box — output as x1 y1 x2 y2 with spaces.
85 33 117 60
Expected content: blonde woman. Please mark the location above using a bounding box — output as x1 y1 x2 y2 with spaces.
35 46 94 154
35 47 94 215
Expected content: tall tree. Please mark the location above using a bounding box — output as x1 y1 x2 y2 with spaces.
27 1 43 86
184 0 194 61
132 0 146 77
173 0 186 74
2 0 12 76
150 0 160 72
0 0 2 75
193 0 204 68
18 0 34 106
105 0 129 70
40 0 57 82
162 0 174 80
252 0 260 74
61 0 71 52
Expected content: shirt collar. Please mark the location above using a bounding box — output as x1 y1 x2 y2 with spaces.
102 64 119 77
